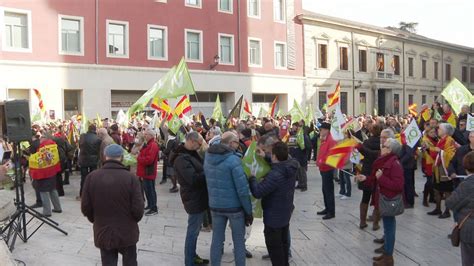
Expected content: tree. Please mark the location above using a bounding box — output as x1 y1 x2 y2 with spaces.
398 22 418 33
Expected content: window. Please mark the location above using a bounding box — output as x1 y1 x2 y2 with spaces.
376 53 384 71
393 55 400 75
422 59 427 79
317 43 327 69
422 95 427 104
462 66 468 82
471 67 474 83
219 34 234 65
219 0 232 13
248 38 262 67
359 49 367 72
434 62 439 80
248 0 260 18
445 63 451 81
185 0 201 8
408 94 414 105
408 57 414 77
106 20 129 58
252 94 278 102
3 9 31 51
185 29 203 62
341 92 348 114
148 25 167 60
59 15 84 55
318 91 327 111
359 92 367 114
190 92 225 102
434 95 438 103
273 0 285 22
274 42 286 68
339 47 348 70
394 94 400 114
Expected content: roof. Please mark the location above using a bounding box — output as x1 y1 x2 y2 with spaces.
297 11 474 54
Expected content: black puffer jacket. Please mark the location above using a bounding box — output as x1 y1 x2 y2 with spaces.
170 144 208 214
359 136 381 176
79 131 102 167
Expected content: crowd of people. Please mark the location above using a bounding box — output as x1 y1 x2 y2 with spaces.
1 100 473 266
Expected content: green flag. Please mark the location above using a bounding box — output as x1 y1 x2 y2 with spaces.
225 95 243 127
168 114 182 135
80 114 89 134
289 100 304 123
211 94 225 125
275 109 285 118
258 107 268 118
433 109 442 121
305 104 315 125
296 128 305 149
441 78 473 115
155 57 196 99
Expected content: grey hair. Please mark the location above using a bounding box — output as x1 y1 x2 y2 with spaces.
185 131 200 142
221 131 238 145
381 128 395 138
209 127 222 136
439 123 455 136
258 134 278 147
385 138 401 155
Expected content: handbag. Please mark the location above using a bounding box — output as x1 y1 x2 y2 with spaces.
379 194 404 217
451 211 473 247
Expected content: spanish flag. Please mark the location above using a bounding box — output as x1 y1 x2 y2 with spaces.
174 95 192 118
33 89 46 112
421 106 431 122
325 138 358 169
151 97 171 119
395 133 407 145
29 139 61 180
281 132 290 143
243 99 252 115
408 103 418 117
327 81 341 108
442 111 457 128
269 96 278 117
67 122 75 144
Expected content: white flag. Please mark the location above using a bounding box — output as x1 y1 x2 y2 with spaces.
404 119 422 148
467 114 474 131
330 104 345 141
315 105 324 119
350 149 362 164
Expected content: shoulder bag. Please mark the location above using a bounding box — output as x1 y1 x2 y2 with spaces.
379 194 404 217
451 211 473 247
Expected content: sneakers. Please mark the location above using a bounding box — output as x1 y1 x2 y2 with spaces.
201 226 212 232
340 196 350 200
193 255 209 265
145 209 158 216
169 187 179 193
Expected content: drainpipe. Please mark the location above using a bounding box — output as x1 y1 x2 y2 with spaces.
95 0 99 65
237 0 241 72
351 31 355 116
402 41 406 115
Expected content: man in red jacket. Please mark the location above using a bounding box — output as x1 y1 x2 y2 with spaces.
316 122 337 220
137 128 160 216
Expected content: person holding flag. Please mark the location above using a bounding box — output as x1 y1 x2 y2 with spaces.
288 122 311 191
315 122 337 220
421 126 438 207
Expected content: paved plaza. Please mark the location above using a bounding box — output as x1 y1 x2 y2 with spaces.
6 164 461 265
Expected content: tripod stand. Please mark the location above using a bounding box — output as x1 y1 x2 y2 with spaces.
1 143 68 251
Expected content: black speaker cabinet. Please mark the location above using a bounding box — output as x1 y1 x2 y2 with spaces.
0 100 32 142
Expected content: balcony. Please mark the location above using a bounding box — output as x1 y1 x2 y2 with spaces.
373 71 398 83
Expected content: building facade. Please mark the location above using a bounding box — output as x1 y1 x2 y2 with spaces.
1 1 474 119
0 0 305 119
298 12 474 116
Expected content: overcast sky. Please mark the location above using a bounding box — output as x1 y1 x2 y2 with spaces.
302 0 474 48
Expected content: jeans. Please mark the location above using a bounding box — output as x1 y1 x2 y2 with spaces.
100 245 137 266
382 216 396 256
142 179 157 211
185 212 204 266
338 170 351 197
80 166 97 196
403 168 415 206
264 224 290 266
210 210 246 266
321 170 335 215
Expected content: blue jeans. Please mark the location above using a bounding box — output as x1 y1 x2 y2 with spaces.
338 170 351 197
142 179 157 210
185 212 204 266
321 170 335 215
382 216 396 255
211 210 246 266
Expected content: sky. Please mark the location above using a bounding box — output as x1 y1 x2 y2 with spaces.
302 0 474 48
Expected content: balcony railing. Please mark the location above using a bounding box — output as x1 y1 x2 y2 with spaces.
373 71 398 82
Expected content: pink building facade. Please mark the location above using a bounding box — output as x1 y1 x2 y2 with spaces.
0 0 306 118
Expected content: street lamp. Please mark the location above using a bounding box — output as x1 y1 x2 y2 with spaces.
210 55 220 70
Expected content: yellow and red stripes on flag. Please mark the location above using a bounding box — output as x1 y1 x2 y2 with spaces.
269 96 278 117
442 111 457 128
151 97 171 119
281 132 290 143
327 81 341 108
325 138 358 169
67 122 75 144
421 106 431 121
244 99 252 115
28 139 61 180
174 95 192 118
395 133 407 145
408 104 418 117
33 89 45 112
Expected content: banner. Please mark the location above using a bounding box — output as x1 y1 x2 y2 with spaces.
403 119 422 148
441 78 473 115
467 114 474 131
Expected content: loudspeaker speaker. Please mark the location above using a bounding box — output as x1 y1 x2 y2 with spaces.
0 100 31 142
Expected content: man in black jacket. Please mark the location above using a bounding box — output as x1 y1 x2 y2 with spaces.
249 142 297 266
170 132 209 266
287 122 311 191
78 124 101 200
400 144 416 208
